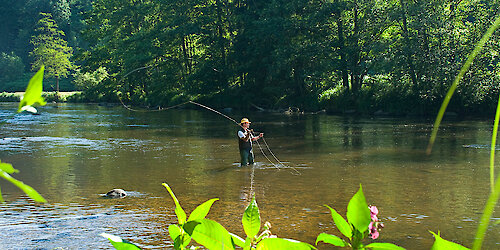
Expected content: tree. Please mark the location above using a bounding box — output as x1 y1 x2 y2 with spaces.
30 12 74 94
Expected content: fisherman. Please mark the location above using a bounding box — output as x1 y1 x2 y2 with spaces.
238 118 264 166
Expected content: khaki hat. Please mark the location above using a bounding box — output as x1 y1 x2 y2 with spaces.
240 118 251 124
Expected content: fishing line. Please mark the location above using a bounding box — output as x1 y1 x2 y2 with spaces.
114 65 301 196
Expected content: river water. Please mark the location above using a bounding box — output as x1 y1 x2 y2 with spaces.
0 102 498 249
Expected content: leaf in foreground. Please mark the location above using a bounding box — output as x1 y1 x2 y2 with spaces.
100 233 141 250
430 231 469 250
346 184 371 233
365 242 406 250
184 219 236 250
188 198 219 221
18 66 46 113
162 183 187 224
256 238 316 250
0 171 46 202
242 196 261 239
325 204 352 239
316 233 348 247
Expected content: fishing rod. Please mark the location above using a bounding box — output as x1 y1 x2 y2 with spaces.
114 65 299 174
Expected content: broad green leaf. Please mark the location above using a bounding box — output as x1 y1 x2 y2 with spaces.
242 196 261 239
100 233 141 250
162 183 187 224
430 231 469 250
244 236 252 250
184 219 236 250
0 171 46 202
169 224 191 249
188 198 219 221
346 184 371 233
325 205 352 239
256 238 316 250
315 233 347 247
229 232 246 248
365 242 406 250
18 66 46 113
0 161 18 174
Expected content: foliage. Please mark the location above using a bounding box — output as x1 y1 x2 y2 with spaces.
0 52 25 82
0 67 47 203
316 185 403 250
104 183 315 249
429 231 469 250
30 12 74 86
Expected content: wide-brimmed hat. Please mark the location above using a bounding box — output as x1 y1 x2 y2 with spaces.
240 118 251 124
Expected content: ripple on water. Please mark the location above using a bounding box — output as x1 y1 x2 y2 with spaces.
0 197 171 249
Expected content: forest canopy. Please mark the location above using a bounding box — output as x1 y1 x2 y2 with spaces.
1 0 499 115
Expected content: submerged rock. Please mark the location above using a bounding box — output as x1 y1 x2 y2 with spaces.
105 189 127 198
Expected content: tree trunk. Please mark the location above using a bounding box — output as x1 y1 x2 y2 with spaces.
335 3 349 89
400 0 418 90
55 75 60 102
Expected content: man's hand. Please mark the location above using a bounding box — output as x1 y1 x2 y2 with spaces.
259 133 264 138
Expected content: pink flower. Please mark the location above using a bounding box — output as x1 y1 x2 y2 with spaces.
369 206 379 221
368 205 383 240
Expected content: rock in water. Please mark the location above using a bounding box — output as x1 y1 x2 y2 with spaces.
105 189 127 198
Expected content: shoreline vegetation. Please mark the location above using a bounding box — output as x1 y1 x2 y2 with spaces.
0 90 468 119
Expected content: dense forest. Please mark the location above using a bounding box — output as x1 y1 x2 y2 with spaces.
1 0 500 115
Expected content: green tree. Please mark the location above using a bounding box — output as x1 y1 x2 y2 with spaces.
30 12 74 94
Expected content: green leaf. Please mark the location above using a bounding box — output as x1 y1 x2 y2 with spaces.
0 160 18 174
365 242 406 250
184 219 236 250
256 238 316 250
18 66 46 113
188 198 219 221
169 224 191 249
100 233 142 250
0 171 46 202
162 183 187 224
430 231 469 250
242 196 261 239
346 184 371 233
315 233 348 247
229 232 246 248
325 205 352 239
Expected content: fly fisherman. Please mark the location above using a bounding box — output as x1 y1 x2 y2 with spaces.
238 118 264 166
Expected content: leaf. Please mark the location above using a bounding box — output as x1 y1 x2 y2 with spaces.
162 183 187 224
242 196 261 239
18 66 46 113
346 184 371 233
315 233 348 247
430 231 469 250
188 198 219 221
0 171 46 202
229 232 246 248
256 238 316 250
169 224 191 249
184 219 236 250
325 205 352 239
365 242 406 250
100 233 142 250
0 160 18 174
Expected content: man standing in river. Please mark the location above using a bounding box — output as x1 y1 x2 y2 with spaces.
238 118 264 166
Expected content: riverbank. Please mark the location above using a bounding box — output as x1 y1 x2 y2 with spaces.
0 91 81 103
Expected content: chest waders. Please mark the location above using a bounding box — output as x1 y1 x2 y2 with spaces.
238 128 254 166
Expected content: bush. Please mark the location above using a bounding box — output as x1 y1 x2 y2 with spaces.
0 52 25 82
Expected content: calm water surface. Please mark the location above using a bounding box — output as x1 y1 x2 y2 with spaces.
0 103 499 249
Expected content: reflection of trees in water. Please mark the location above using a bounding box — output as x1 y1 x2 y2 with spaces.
342 117 363 149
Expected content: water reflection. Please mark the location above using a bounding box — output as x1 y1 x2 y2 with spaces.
0 103 499 249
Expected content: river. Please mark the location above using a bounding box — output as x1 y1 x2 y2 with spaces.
0 102 498 249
